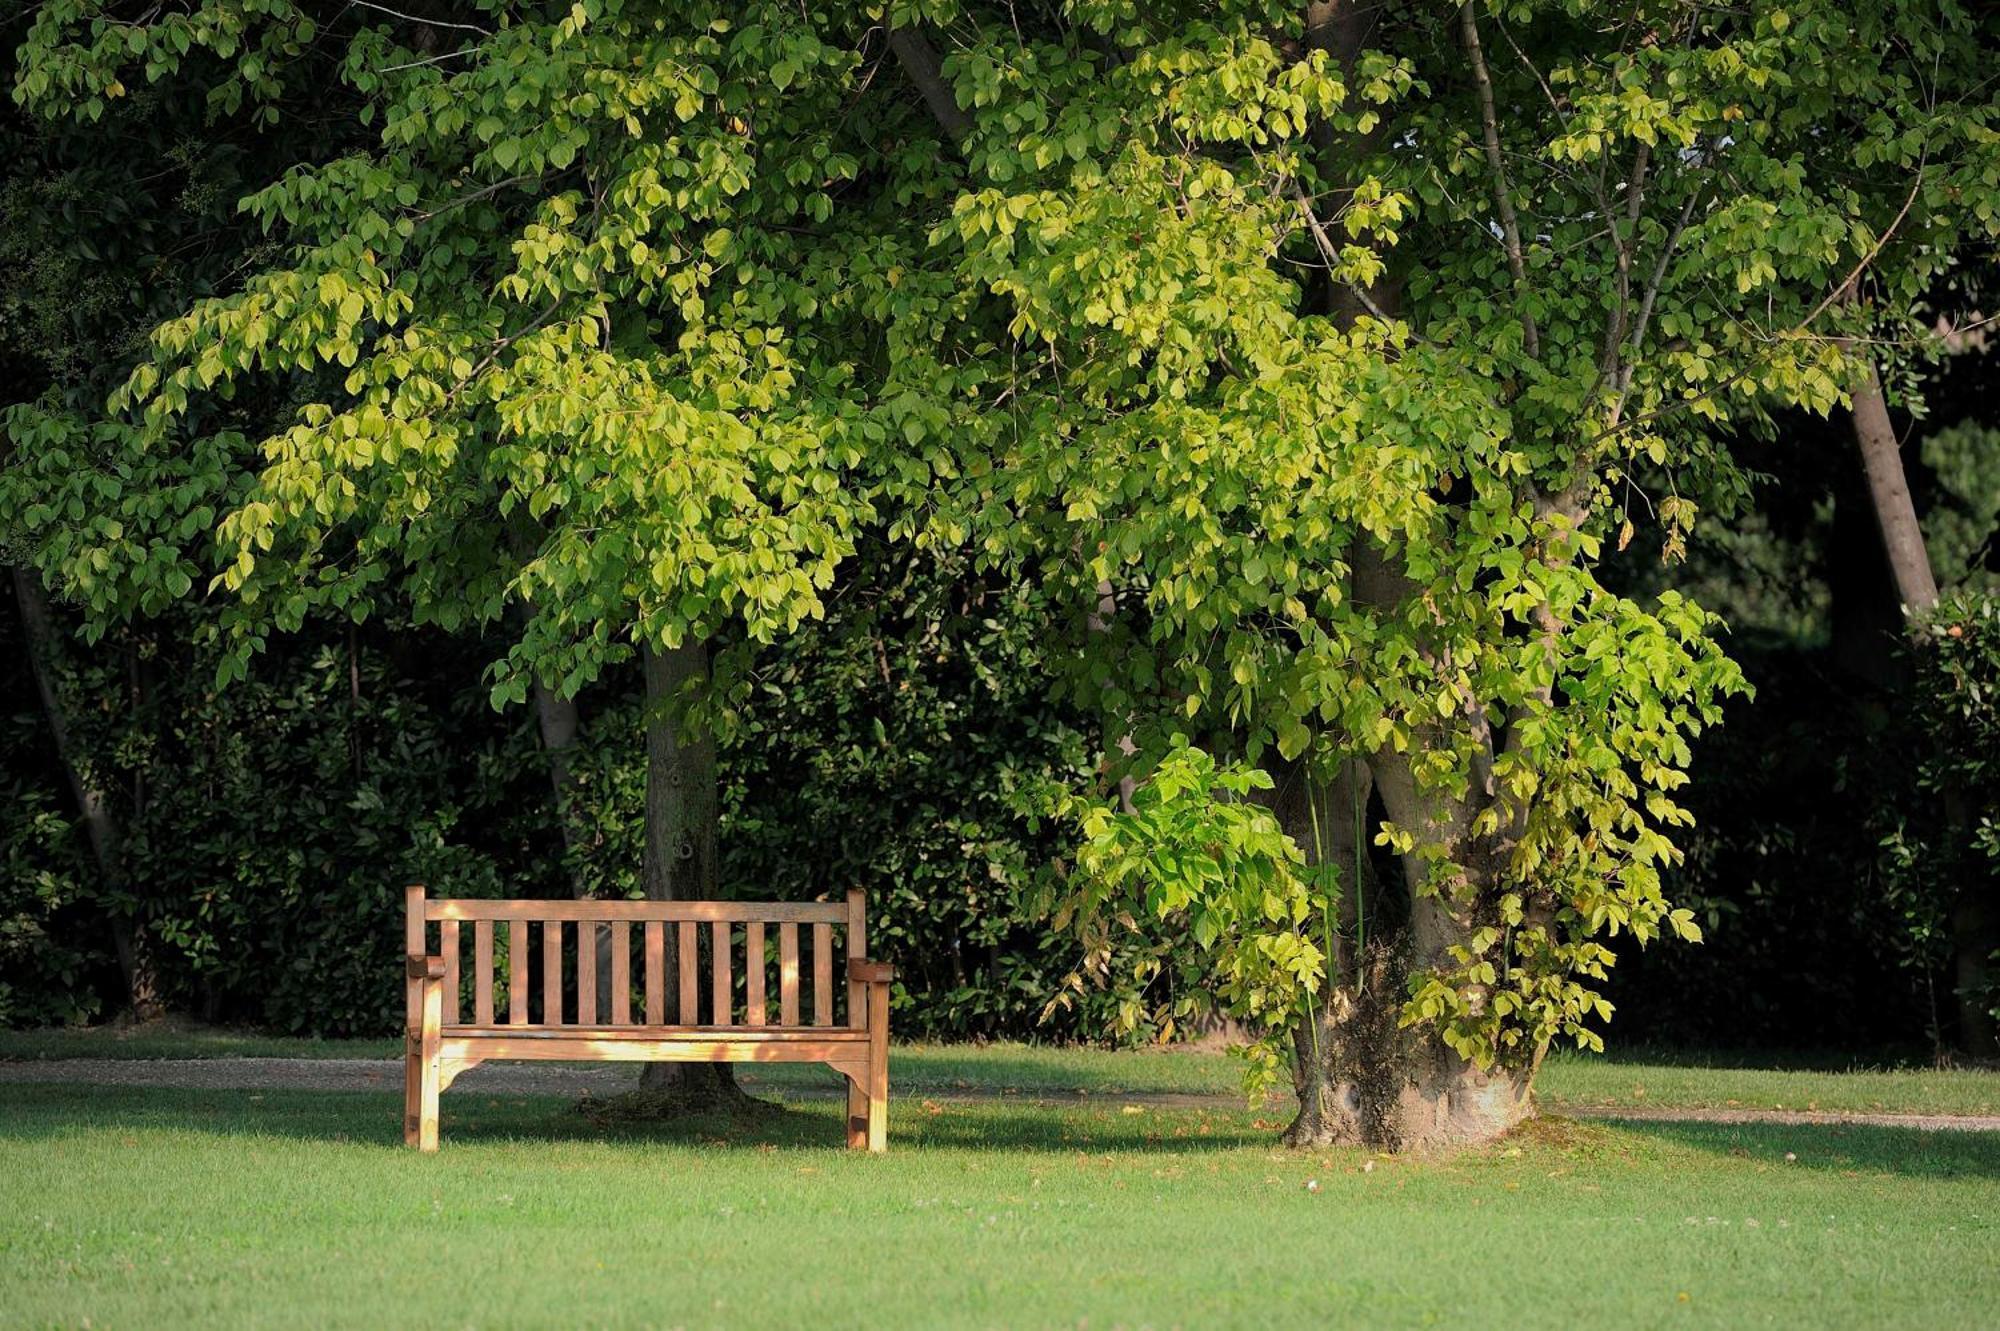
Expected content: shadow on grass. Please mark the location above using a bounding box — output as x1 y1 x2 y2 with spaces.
1572 1043 1959 1073
1590 1115 2000 1180
0 1082 1268 1155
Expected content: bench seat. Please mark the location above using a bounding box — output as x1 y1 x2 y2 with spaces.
403 886 892 1152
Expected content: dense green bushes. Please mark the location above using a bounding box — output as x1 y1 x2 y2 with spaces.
2 549 1129 1039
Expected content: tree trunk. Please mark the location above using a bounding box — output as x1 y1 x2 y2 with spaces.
10 566 161 1018
1842 362 2000 1054
635 638 741 1098
1273 8 1534 1149
1268 754 1536 1151
1283 999 1535 1151
529 677 617 1014
1849 363 1940 614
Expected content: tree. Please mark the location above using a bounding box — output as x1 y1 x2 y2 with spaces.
8 0 893 1090
881 1 1996 1146
11 1 1998 1146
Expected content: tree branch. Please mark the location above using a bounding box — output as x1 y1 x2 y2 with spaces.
1459 1 1538 359
887 26 970 144
1292 184 1413 334
343 0 491 35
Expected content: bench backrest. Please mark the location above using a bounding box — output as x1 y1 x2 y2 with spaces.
405 887 867 1031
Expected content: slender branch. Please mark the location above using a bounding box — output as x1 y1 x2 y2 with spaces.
1292 185 1414 335
1459 1 1539 359
344 0 492 35
1796 164 1927 332
377 47 478 74
412 173 536 223
1600 143 1651 372
1608 177 1703 422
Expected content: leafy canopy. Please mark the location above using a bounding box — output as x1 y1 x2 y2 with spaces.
8 0 1998 1078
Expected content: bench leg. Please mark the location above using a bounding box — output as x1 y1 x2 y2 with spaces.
417 974 442 1153
865 978 889 1153
403 1044 422 1147
845 1074 868 1150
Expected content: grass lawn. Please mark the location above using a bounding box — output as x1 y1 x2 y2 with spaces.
1 1081 1994 1329
6 1024 1999 1116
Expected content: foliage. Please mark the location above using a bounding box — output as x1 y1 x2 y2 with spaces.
4 1 1998 1111
1882 592 2000 1033
1046 741 1327 1087
2 608 560 1033
0 776 100 1028
1 551 1114 1039
713 544 1108 1040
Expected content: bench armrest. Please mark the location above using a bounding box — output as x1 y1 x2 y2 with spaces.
406 955 446 981
848 959 895 985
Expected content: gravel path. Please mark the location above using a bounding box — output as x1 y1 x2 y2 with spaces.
5 1057 1999 1133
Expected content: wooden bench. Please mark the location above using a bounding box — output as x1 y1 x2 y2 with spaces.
402 885 893 1153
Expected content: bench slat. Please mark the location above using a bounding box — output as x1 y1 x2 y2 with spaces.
475 920 494 1026
779 923 800 1027
441 920 460 1025
813 923 833 1026
509 921 528 1025
543 921 563 1026
611 922 631 1025
847 889 865 1030
644 921 664 1025
437 1032 864 1065
577 922 597 1025
427 899 845 923
442 1025 863 1040
746 922 766 1026
711 921 732 1027
678 922 698 1024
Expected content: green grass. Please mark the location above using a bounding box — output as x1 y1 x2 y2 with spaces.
1540 1049 2000 1118
8 1025 1999 1116
0 1023 405 1062
1 1083 1994 1328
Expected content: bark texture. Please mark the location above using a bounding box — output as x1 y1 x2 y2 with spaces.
11 567 161 1018
1848 364 1940 614
1285 748 1537 1151
635 638 742 1099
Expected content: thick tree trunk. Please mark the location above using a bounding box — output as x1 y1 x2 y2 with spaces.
635 638 741 1098
1262 756 1535 1150
1279 9 1535 1146
1302 744 1538 1151
531 678 584 853
10 567 161 1018
1285 1017 1535 1150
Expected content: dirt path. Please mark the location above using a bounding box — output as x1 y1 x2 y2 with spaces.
5 1057 1999 1133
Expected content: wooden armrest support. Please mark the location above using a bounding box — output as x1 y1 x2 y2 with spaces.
407 955 446 981
848 959 895 984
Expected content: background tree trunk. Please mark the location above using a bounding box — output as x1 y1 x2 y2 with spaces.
1842 362 1996 1055
529 677 617 1016
1849 363 1940 614
10 567 160 1018
635 639 742 1098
